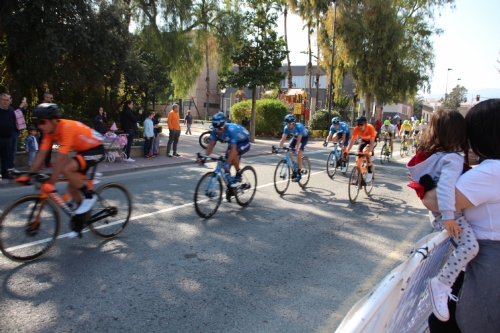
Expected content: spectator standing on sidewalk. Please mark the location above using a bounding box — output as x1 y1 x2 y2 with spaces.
120 100 143 162
93 107 107 135
375 116 382 142
166 104 181 157
0 93 16 180
6 94 27 171
25 126 38 167
143 111 155 159
184 110 193 135
37 92 54 168
150 112 160 155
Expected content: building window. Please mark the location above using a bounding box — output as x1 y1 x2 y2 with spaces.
311 76 326 88
203 103 220 109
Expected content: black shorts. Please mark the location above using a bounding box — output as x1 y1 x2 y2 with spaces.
74 145 105 175
404 131 410 136
225 140 251 158
358 140 377 153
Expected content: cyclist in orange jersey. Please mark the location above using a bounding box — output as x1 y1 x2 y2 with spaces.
344 116 377 182
17 104 105 217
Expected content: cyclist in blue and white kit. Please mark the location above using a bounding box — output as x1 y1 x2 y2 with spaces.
323 117 350 172
324 117 350 147
202 112 251 186
278 114 309 181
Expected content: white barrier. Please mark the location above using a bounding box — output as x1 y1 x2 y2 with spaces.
335 231 452 333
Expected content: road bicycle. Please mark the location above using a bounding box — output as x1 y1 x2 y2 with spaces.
272 146 311 195
194 153 257 218
411 134 419 154
0 170 132 263
379 135 392 164
348 150 375 204
325 141 349 178
400 135 410 157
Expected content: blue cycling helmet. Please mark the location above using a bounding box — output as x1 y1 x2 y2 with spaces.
284 114 296 123
332 117 340 124
212 112 226 129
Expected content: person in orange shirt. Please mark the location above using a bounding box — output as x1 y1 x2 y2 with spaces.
16 104 105 236
167 104 181 157
344 115 377 182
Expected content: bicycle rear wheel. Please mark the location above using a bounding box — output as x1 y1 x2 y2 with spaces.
298 156 311 188
0 195 61 262
235 166 257 207
400 142 405 157
88 183 132 239
326 151 337 178
364 165 375 195
348 166 361 204
380 145 386 164
274 160 290 195
194 172 222 218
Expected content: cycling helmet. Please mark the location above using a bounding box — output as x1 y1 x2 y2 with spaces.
421 118 426 123
403 120 409 125
415 120 420 125
356 115 367 125
284 114 296 124
332 117 340 124
212 112 226 129
33 103 62 120
384 120 391 126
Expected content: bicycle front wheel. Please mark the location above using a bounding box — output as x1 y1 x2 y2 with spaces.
0 195 61 262
298 156 311 188
88 183 132 239
235 166 257 207
400 143 405 157
348 166 361 204
194 172 222 218
326 151 337 178
274 160 290 195
342 154 350 175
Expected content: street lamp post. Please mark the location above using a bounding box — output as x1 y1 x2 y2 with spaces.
444 68 452 101
457 78 461 87
220 87 226 116
327 0 337 125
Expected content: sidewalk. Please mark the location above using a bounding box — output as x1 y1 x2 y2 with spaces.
0 124 328 188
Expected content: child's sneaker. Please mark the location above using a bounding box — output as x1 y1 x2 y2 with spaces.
429 277 458 322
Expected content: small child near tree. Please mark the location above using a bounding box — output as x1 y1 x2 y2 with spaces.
406 110 478 322
25 126 38 167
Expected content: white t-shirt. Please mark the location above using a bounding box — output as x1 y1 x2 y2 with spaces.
456 159 500 240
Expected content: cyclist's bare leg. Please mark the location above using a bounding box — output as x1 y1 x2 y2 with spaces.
226 146 240 173
61 159 84 204
297 149 303 169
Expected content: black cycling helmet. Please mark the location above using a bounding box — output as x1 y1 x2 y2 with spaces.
33 103 62 121
332 117 340 124
356 115 367 125
284 114 296 123
212 112 226 129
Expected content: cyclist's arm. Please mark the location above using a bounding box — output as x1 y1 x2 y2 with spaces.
326 132 333 142
49 152 68 185
278 133 287 147
205 140 216 156
28 149 48 173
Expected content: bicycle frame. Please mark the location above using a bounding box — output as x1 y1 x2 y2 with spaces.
197 154 231 195
272 146 298 171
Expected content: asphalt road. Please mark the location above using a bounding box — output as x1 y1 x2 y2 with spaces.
0 137 433 333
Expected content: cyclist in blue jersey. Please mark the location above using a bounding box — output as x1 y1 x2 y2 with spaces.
201 112 251 186
324 117 350 147
278 114 309 181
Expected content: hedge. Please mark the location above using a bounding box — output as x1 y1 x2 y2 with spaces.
231 99 289 137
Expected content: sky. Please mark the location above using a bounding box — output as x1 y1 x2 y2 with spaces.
276 0 500 100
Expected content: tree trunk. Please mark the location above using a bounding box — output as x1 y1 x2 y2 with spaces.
315 21 320 111
205 41 210 120
351 93 358 127
307 22 312 114
250 88 256 143
284 6 292 89
365 93 372 123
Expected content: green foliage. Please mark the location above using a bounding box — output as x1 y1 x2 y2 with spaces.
308 109 342 130
230 99 288 136
439 85 468 110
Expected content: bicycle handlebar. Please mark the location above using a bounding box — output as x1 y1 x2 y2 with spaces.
271 145 296 154
196 153 226 162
